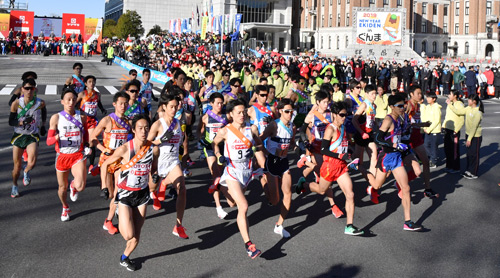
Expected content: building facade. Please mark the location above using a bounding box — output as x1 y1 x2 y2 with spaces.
104 0 202 35
297 0 500 59
205 0 293 52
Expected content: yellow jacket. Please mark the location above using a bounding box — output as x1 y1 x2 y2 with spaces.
273 77 284 98
277 80 291 99
332 91 345 102
374 94 389 119
442 100 465 133
421 102 442 134
242 74 253 92
448 105 482 141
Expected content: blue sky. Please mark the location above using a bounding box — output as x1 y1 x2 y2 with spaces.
28 0 105 18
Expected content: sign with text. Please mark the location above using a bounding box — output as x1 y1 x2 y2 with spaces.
355 11 402 45
0 13 10 38
10 10 34 35
62 13 85 36
34 17 62 38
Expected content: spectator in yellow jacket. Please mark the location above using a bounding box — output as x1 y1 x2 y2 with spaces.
442 90 465 173
421 93 442 168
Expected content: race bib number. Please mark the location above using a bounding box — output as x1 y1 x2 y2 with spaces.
109 133 128 150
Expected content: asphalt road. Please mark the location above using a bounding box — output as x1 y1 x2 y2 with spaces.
1 55 500 278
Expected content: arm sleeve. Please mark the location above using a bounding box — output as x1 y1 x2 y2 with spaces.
320 138 342 159
375 130 393 148
46 129 57 145
9 112 18 126
97 100 105 113
41 106 47 123
299 123 308 142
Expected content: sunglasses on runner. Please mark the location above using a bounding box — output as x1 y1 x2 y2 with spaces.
224 74 230 76
338 113 348 117
299 82 305 85
232 84 240 87
282 109 293 114
23 86 35 90
131 73 137 76
259 94 268 97
355 86 361 89
394 104 405 108
74 68 82 70
129 90 139 93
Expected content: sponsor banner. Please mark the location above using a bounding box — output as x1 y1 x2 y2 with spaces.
10 10 34 35
113 56 171 85
34 17 62 38
201 16 208 40
84 18 102 52
224 14 230 34
355 11 402 45
62 13 85 36
235 14 242 34
0 13 10 39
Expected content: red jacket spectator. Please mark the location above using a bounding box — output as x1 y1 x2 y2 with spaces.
299 62 310 79
484 68 494 85
253 58 264 70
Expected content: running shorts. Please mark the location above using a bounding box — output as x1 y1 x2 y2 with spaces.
410 129 424 148
264 154 289 178
11 133 39 149
310 139 322 154
117 187 150 207
220 167 254 188
320 156 348 182
158 158 181 177
55 152 85 172
98 153 122 174
86 116 98 130
376 151 404 173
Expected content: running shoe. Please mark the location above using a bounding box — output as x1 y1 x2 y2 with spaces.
293 177 307 194
100 188 109 200
424 188 439 199
344 224 364 236
463 172 478 179
246 243 261 259
152 191 161 211
429 162 437 169
393 181 402 199
166 188 177 200
313 172 320 183
158 182 167 201
61 207 71 222
103 219 118 235
347 158 360 171
89 165 100 176
331 204 344 218
120 257 136 271
403 221 422 231
208 177 221 194
183 169 192 178
297 154 308 168
366 186 379 204
69 181 79 202
186 158 195 167
172 225 189 239
216 206 228 219
274 224 291 238
23 171 31 186
11 185 19 198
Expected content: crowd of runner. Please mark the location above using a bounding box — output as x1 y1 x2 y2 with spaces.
7 46 485 270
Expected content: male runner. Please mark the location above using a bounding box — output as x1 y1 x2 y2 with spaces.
9 78 46 197
199 71 216 113
64 63 85 93
345 80 364 135
91 91 131 234
212 98 265 259
295 101 363 235
124 80 148 122
217 70 232 96
100 114 157 271
198 92 231 219
120 69 138 91
362 94 422 231
139 68 158 114
47 88 91 221
285 75 308 128
9 71 38 106
260 98 296 238
148 93 189 239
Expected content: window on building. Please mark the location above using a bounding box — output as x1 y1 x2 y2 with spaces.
422 41 427 53
413 40 416 50
433 4 437 15
487 1 492 15
369 0 375 4
455 2 460 16
322 15 325 27
329 14 332 27
443 23 448 34
347 0 350 4
337 14 341 27
443 42 448 55
329 36 332 48
346 36 349 48
383 0 389 5
336 36 340 50
422 3 427 14
346 13 350 26
338 0 341 4
465 1 469 15
322 0 325 7
397 0 402 6
432 41 437 53
422 22 427 33
432 24 438 34
305 14 308 28
305 0 308 8
465 42 469 54
444 5 448 16
321 36 324 49
237 0 275 24
455 23 459 34
465 23 469 34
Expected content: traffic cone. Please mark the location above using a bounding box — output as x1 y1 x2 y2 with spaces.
435 87 440 96
399 82 404 93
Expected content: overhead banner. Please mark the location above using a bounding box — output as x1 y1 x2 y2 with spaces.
355 11 402 45
10 10 34 35
201 16 208 40
235 14 242 33
0 13 10 39
62 13 85 36
113 56 171 84
34 17 62 38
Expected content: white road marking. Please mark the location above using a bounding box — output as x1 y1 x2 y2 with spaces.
0 146 13 152
482 127 500 129
45 85 57 95
104 86 118 94
0 84 17 95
